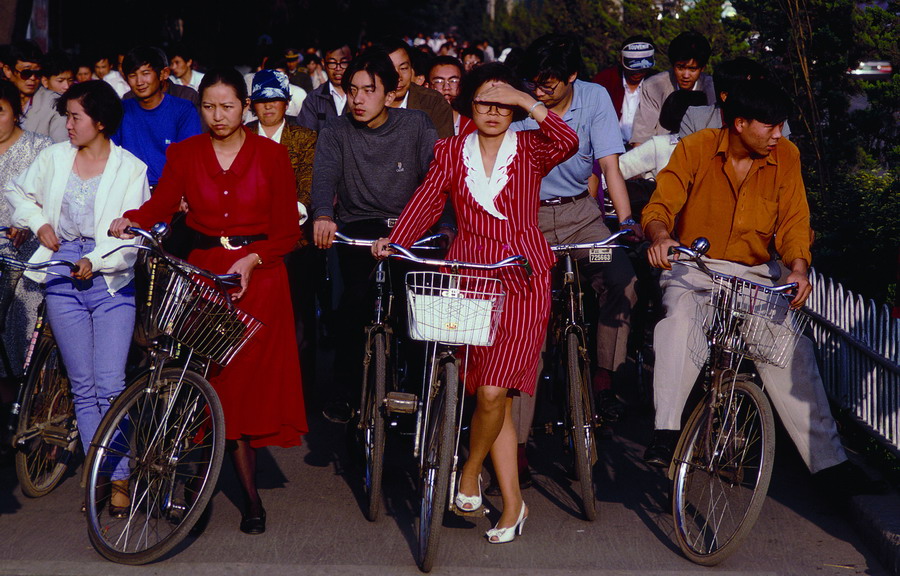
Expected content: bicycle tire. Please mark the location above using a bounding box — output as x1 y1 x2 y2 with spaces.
362 331 387 522
14 340 77 497
417 358 457 573
671 377 775 565
566 332 597 521
84 367 225 565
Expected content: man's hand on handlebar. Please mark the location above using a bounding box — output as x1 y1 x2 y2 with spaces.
314 217 337 249
72 257 93 280
372 238 394 260
109 218 139 239
786 259 812 309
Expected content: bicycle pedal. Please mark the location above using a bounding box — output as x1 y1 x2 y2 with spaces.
451 503 489 517
384 392 417 414
42 425 74 448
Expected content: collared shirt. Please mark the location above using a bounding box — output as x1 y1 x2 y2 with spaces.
619 76 642 144
257 119 286 142
510 80 624 200
642 128 812 267
329 82 347 116
398 90 410 109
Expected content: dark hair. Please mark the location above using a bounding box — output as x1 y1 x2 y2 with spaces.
322 39 351 57
54 80 122 135
668 31 712 68
7 41 43 66
306 53 322 66
122 46 167 76
428 55 463 79
167 43 194 64
519 33 583 83
198 67 249 102
267 56 288 72
658 90 707 133
0 79 23 119
454 62 528 122
722 78 791 128
460 46 484 63
712 57 768 102
409 49 431 78
40 50 75 78
371 37 412 62
341 49 400 94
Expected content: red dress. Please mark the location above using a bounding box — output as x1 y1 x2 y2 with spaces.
126 129 307 448
390 112 578 395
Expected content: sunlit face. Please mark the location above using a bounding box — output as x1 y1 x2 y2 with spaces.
93 58 111 79
0 98 18 142
65 98 105 148
428 64 461 103
673 59 703 90
201 82 248 140
388 49 411 99
169 55 191 79
471 81 515 137
736 118 784 158
348 70 394 127
252 99 288 128
76 66 93 83
126 64 164 102
42 71 74 94
4 61 42 97
323 46 352 87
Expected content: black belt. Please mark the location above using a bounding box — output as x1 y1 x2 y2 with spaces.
539 190 590 207
194 232 267 251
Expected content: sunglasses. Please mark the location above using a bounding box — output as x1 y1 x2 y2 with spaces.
473 100 515 116
14 68 43 80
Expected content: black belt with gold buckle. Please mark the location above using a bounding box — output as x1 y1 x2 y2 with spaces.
194 232 268 251
539 190 590 207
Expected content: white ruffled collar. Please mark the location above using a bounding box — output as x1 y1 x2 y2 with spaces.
462 130 517 220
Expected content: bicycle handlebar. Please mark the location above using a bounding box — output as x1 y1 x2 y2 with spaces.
550 229 631 252
333 231 446 250
387 243 532 276
670 238 798 294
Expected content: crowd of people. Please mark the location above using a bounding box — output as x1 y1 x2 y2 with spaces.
0 27 882 542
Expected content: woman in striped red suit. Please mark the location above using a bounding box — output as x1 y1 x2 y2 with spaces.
373 63 577 543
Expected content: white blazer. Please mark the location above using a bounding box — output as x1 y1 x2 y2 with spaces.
4 141 151 293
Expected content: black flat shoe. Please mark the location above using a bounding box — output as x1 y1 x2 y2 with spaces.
240 506 266 535
644 429 681 468
109 502 130 519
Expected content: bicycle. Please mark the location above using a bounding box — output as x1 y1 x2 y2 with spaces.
0 241 80 497
665 238 810 565
384 243 529 572
332 231 443 523
82 224 259 565
546 229 630 521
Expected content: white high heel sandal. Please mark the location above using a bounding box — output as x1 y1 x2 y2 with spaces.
454 474 483 512
486 501 527 544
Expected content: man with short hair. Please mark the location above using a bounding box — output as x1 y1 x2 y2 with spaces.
40 51 75 95
167 45 204 92
297 41 352 133
376 38 454 138
113 47 201 188
310 49 442 423
592 36 656 146
426 55 473 136
630 31 715 146
93 53 130 97
2 41 66 142
641 78 874 500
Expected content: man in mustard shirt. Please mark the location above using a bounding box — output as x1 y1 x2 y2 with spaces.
641 78 876 498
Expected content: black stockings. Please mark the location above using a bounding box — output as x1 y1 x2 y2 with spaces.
229 437 261 515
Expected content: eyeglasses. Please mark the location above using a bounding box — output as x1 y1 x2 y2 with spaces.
523 79 561 95
14 68 42 80
430 77 460 88
325 59 351 70
473 100 514 116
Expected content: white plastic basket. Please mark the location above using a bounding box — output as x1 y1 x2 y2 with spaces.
405 271 505 346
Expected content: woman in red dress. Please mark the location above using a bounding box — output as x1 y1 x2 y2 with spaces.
374 63 577 543
111 68 306 535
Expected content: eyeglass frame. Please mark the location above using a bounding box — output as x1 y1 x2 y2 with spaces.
324 59 351 70
523 78 562 96
13 67 43 80
472 100 515 116
430 77 460 87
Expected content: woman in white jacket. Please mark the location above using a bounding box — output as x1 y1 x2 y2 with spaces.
5 81 149 515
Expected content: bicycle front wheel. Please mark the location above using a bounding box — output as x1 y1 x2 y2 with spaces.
671 378 775 565
566 332 597 521
417 358 457 573
361 331 387 522
84 367 225 565
15 340 77 497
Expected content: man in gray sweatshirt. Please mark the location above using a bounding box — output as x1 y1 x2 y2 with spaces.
311 49 443 424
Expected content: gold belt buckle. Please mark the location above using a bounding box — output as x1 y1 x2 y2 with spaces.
220 236 239 250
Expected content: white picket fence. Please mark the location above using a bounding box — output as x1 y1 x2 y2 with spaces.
805 268 900 455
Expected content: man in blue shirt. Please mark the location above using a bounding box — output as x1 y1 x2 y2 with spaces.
504 34 642 489
113 47 201 187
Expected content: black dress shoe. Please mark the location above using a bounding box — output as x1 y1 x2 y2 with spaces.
644 429 681 468
812 460 889 503
240 506 266 535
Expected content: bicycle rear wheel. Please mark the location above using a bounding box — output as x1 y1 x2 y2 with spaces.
361 331 387 522
566 332 597 521
14 340 77 497
671 377 775 565
417 358 457 573
84 367 225 565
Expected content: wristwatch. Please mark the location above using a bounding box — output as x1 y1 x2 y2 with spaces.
620 217 638 227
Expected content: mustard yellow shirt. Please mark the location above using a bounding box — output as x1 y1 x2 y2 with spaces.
642 128 812 267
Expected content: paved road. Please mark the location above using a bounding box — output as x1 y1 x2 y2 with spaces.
0 395 889 576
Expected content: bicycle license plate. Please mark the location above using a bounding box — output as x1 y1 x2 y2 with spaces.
589 248 612 263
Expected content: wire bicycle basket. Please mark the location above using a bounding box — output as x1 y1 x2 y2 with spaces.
405 271 505 346
701 272 811 368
